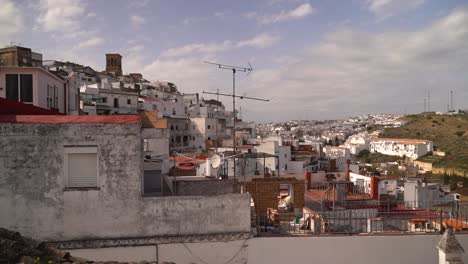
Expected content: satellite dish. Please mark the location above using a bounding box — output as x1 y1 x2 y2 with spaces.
211 154 221 168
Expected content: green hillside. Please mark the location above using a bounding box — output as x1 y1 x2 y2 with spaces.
380 112 468 174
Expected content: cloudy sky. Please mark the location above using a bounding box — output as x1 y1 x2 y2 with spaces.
1 0 468 121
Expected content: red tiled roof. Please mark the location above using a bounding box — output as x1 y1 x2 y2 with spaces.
0 115 141 124
0 98 63 115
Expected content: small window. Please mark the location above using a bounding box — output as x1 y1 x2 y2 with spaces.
64 147 98 189
54 85 58 108
207 125 211 129
6 74 33 103
143 139 149 152
20 74 33 103
102 97 108 103
6 74 19 101
114 98 119 107
127 99 131 104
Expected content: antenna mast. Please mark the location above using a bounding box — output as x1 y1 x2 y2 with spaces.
204 61 265 156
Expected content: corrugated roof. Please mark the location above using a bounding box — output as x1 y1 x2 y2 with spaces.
0 115 140 124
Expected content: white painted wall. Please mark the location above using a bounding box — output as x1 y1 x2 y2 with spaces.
0 67 66 113
68 234 468 264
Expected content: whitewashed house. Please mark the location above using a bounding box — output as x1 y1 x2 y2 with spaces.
370 138 433 159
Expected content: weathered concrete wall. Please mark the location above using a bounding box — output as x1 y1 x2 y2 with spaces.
67 234 468 264
68 239 248 263
0 123 251 242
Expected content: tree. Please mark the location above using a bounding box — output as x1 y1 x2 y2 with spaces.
334 136 340 146
357 149 370 163
296 129 304 138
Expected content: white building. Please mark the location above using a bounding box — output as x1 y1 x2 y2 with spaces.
0 66 78 114
80 79 140 115
370 138 433 159
343 132 370 155
349 172 372 194
323 146 351 159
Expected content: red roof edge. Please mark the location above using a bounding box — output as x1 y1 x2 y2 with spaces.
0 98 63 115
0 115 141 124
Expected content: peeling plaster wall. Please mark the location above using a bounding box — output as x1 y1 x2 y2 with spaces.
0 123 251 242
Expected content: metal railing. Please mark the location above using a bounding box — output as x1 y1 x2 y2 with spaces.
254 206 468 236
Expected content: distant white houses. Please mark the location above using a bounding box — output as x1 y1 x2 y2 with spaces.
323 146 351 159
370 138 433 159
342 132 370 155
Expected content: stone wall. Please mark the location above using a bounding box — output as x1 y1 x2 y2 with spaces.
175 179 241 196
0 122 251 242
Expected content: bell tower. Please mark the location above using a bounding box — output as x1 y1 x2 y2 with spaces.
105 53 122 76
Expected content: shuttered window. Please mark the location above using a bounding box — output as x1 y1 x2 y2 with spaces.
65 147 98 188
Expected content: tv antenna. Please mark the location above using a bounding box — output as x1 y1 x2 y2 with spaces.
203 61 269 155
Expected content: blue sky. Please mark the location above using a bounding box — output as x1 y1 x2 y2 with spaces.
1 0 468 121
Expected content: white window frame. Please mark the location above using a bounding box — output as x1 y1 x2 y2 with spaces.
64 146 99 189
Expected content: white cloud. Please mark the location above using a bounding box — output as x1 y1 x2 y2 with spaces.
64 5 467 121
162 41 233 57
161 33 280 57
73 37 104 49
128 0 150 9
366 0 425 20
86 12 97 18
0 0 23 45
256 3 315 25
141 57 219 89
236 33 280 48
130 15 146 28
240 7 468 120
214 12 225 19
36 0 85 32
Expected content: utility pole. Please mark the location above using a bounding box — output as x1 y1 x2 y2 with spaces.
450 90 454 112
216 88 219 153
424 98 426 113
428 89 431 112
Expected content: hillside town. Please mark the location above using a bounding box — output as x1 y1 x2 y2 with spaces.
1 42 468 264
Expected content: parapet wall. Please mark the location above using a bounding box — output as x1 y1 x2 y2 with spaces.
0 123 251 242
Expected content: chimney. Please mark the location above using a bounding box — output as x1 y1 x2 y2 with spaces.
437 228 465 264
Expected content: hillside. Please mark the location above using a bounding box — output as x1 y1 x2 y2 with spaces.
380 112 468 174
